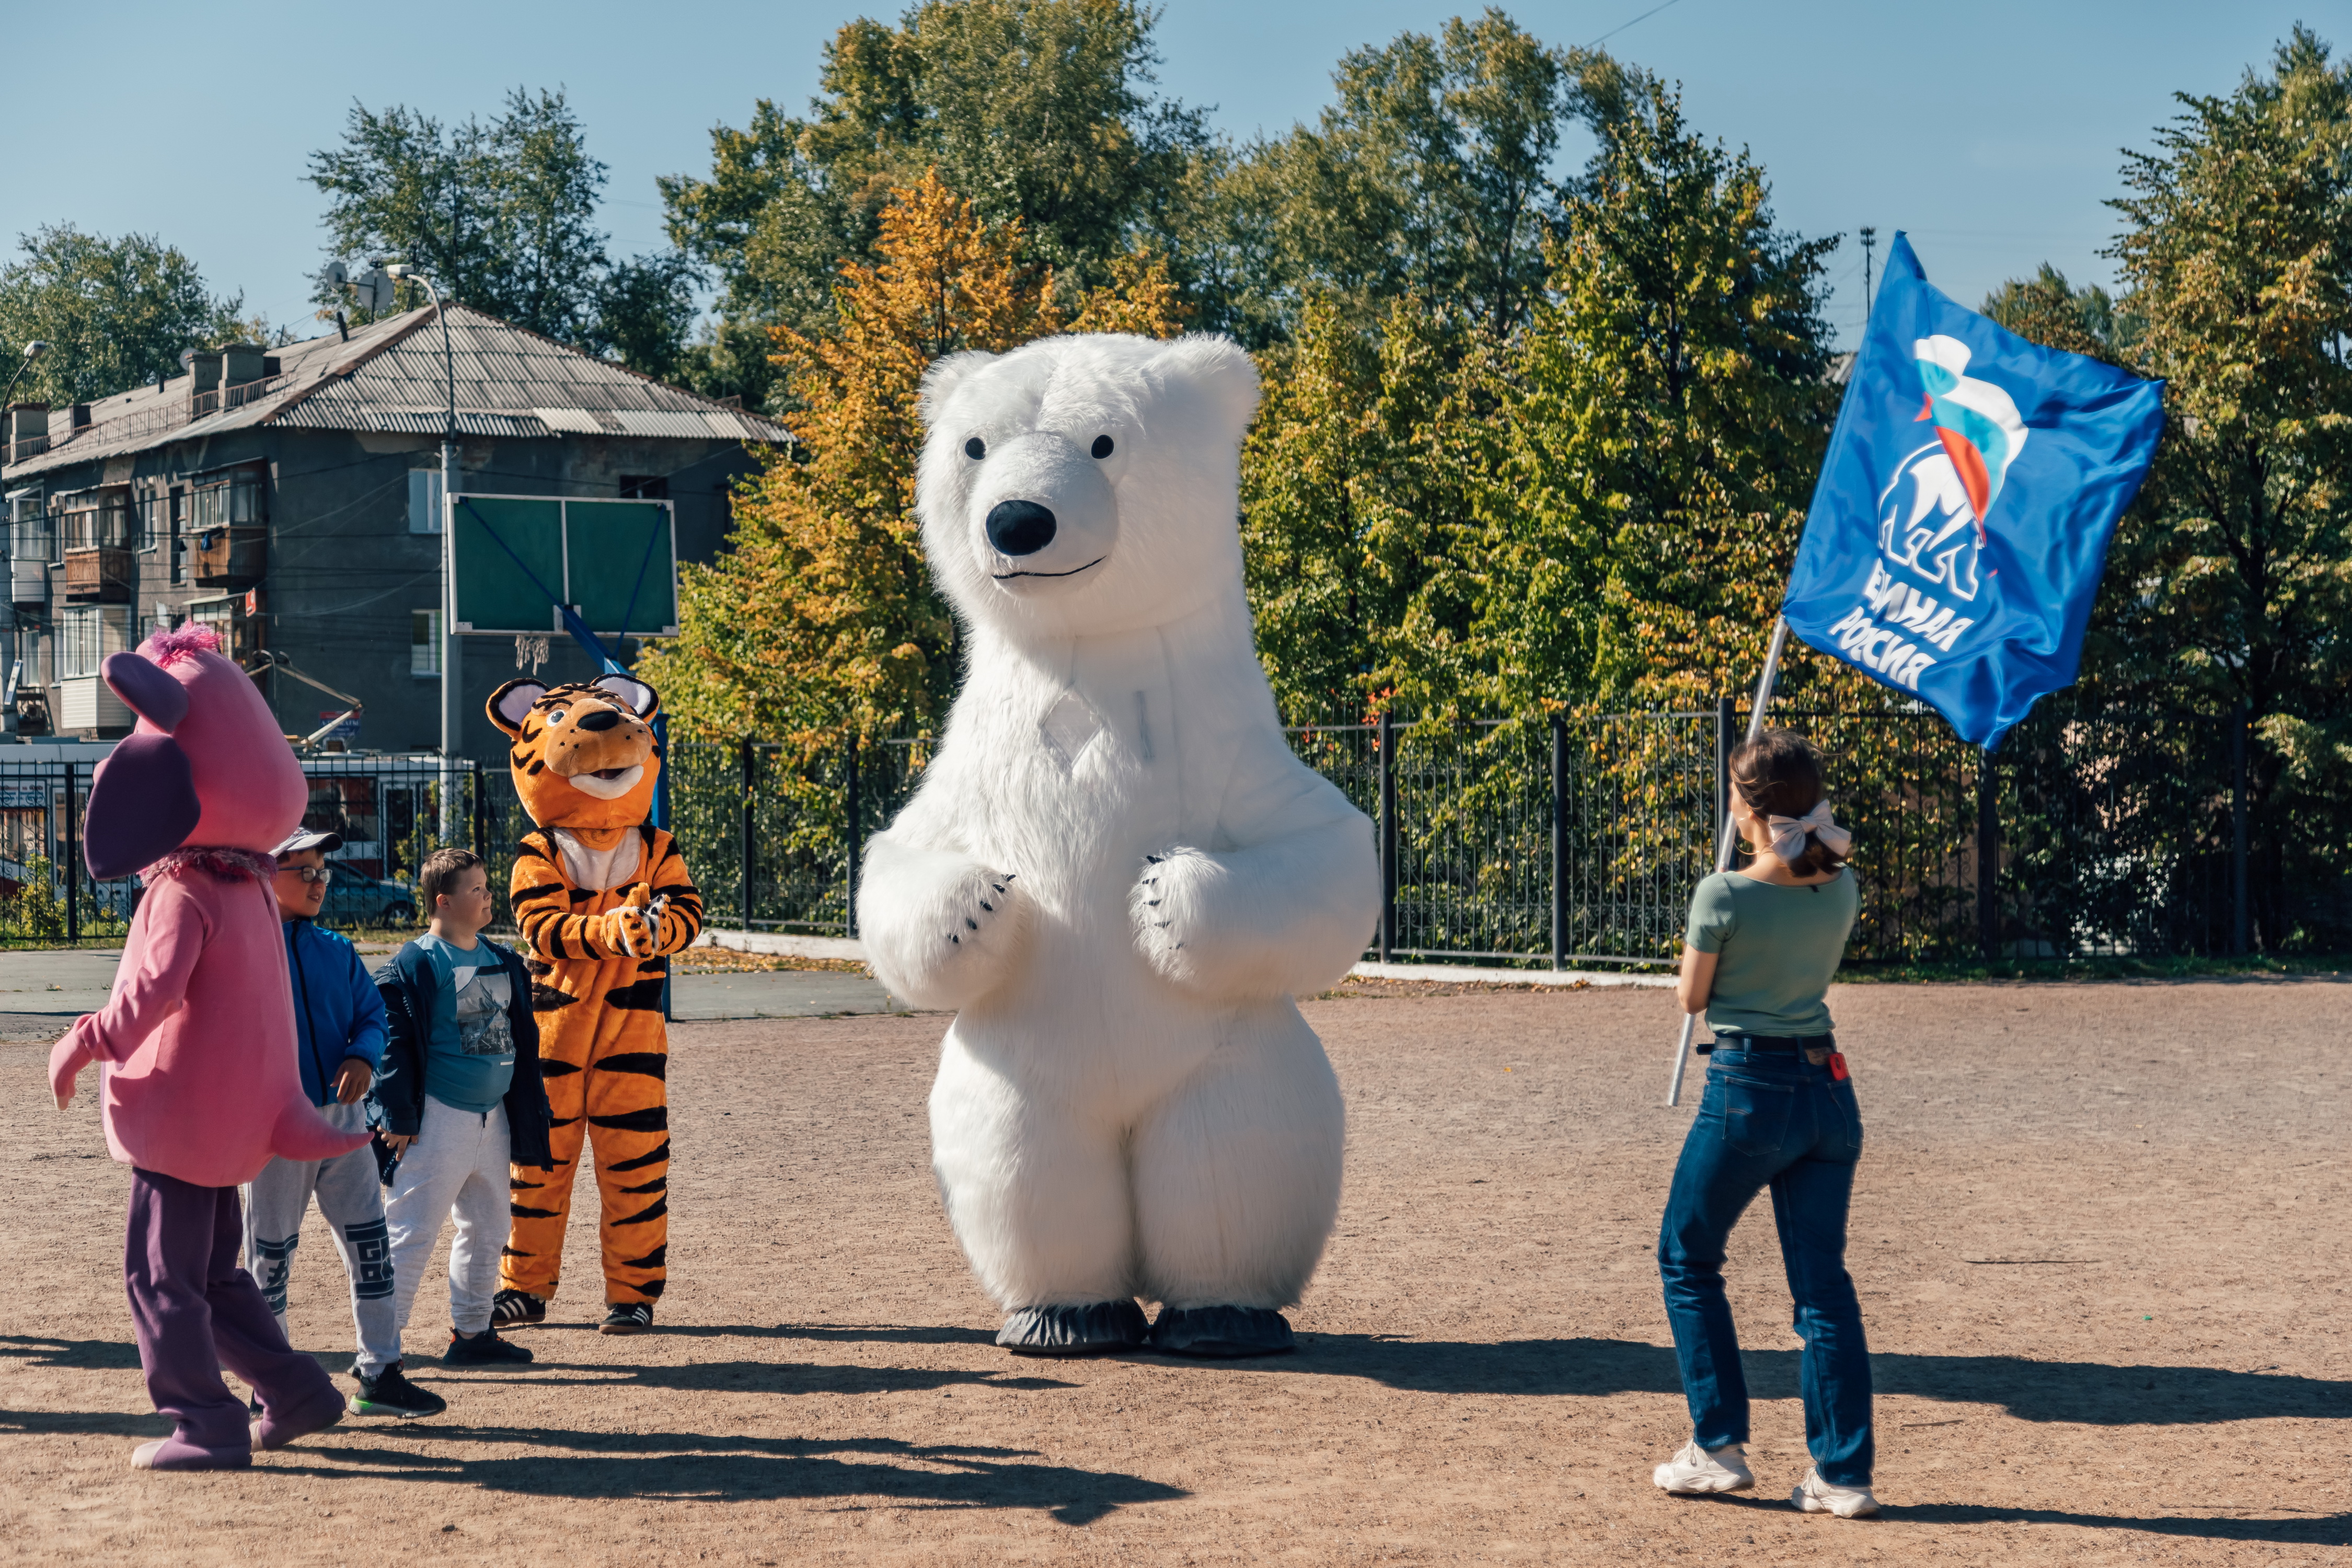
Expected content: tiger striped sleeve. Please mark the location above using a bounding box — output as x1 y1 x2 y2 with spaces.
644 826 705 956
509 834 589 962
510 833 640 962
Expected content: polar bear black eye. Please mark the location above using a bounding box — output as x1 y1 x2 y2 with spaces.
964 437 986 460
1091 434 1115 459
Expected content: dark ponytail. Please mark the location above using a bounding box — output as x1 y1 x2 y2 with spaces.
1729 728 1846 877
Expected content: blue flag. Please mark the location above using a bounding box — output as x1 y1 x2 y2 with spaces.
1782 233 2164 749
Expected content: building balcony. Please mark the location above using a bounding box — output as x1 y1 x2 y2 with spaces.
56 675 134 736
191 526 266 587
9 556 46 608
63 546 131 603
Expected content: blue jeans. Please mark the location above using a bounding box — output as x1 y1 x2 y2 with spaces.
1657 1046 1873 1486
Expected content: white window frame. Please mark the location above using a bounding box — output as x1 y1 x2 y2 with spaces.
411 608 442 676
409 469 445 535
57 605 133 680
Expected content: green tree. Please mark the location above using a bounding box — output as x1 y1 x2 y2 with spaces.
0 225 248 406
2095 25 2351 735
1477 54 1839 714
1207 9 1576 345
1241 294 1500 720
309 87 695 375
1982 263 2127 365
660 0 1206 409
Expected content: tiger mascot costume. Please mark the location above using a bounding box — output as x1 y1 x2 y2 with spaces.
483 672 701 1335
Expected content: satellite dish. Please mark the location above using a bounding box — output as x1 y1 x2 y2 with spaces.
351 266 398 315
320 259 349 292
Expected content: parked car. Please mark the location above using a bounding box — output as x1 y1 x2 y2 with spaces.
318 870 418 932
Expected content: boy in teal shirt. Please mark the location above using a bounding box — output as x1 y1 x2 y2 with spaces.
373 848 552 1366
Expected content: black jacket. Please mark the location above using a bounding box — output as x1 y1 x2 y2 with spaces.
370 936 553 1170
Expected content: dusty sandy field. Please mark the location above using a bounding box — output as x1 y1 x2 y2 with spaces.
3 978 2347 1565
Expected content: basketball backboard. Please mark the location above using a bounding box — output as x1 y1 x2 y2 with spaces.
448 494 678 639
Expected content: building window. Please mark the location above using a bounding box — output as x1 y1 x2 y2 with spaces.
409 469 445 534
6 489 51 564
186 595 256 663
619 475 669 500
136 488 179 554
57 605 133 679
58 487 134 550
411 609 442 676
191 466 266 531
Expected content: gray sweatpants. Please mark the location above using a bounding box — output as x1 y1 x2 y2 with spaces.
242 1099 400 1377
386 1095 512 1340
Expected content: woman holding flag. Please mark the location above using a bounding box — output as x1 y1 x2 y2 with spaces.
1649 728 1877 1519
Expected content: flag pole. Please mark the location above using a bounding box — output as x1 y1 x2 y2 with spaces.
1665 615 1791 1108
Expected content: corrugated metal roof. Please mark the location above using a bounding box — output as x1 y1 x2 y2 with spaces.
1 303 790 482
610 409 729 439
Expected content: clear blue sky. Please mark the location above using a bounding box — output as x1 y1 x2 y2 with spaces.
0 1 2324 348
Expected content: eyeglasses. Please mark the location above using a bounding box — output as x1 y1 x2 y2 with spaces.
278 865 335 885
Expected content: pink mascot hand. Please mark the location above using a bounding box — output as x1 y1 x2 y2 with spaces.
270 1092 372 1162
49 1023 93 1111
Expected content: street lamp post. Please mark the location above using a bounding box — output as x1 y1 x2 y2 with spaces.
0 341 48 418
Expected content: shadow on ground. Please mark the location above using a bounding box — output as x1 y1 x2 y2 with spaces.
1260 1334 2352 1426
277 1426 1184 1524
1675 1491 2351 1546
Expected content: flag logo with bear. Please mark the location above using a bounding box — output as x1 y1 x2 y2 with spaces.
1783 232 2166 749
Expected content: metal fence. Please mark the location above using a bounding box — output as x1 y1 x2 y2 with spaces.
6 697 2315 966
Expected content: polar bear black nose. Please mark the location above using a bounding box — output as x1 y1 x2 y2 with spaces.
576 708 621 732
987 499 1057 556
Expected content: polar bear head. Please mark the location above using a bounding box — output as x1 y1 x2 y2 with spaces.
917 332 1260 641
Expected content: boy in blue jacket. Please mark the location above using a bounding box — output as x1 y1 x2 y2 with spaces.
244 828 444 1420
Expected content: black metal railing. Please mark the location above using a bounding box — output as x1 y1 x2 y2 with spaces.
5 697 2316 967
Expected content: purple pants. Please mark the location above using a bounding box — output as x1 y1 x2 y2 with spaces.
126 1167 340 1454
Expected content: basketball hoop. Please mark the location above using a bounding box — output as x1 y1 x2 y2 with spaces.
514 633 550 675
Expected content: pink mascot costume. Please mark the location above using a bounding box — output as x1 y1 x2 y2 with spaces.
50 627 370 1470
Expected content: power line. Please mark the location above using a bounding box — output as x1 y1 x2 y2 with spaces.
1589 0 1686 47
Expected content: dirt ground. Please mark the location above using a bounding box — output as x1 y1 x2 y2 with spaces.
3 979 2347 1566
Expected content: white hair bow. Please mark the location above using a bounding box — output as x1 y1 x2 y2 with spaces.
1766 801 1852 863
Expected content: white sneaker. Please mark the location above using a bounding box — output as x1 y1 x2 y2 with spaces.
1791 1468 1879 1517
1652 1440 1754 1494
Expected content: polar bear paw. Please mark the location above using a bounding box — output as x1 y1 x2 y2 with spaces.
864 855 1027 1010
1130 847 1218 988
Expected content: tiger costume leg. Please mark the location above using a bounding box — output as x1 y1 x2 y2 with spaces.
584 1022 669 1304
503 1040 589 1302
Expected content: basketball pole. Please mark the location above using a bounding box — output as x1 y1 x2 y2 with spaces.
1664 615 1790 1109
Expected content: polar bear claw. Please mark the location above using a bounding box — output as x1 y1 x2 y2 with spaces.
858 837 1028 1011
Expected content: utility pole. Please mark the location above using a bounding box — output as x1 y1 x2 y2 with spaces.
1860 226 1878 327
388 263 462 834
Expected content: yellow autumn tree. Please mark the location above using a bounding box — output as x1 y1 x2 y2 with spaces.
643 168 1180 756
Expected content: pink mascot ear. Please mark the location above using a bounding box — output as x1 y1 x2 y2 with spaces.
85 733 200 880
101 651 189 734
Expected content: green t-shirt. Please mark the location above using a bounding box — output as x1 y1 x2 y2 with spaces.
1684 868 1859 1037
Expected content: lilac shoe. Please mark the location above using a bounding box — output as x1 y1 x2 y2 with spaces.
131 1437 251 1471
249 1383 347 1452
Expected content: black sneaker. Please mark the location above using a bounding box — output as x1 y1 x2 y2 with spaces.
443 1327 534 1365
490 1288 547 1328
599 1302 654 1336
347 1362 448 1418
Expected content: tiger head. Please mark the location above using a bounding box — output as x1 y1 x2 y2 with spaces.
487 673 662 832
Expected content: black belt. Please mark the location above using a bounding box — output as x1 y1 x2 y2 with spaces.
1699 1032 1836 1056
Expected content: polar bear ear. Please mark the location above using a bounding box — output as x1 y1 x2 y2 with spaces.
1152 334 1261 447
921 350 996 427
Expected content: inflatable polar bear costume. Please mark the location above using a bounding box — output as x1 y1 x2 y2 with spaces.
857 332 1380 1358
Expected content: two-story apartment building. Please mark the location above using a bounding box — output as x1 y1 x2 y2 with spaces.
1 303 788 758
